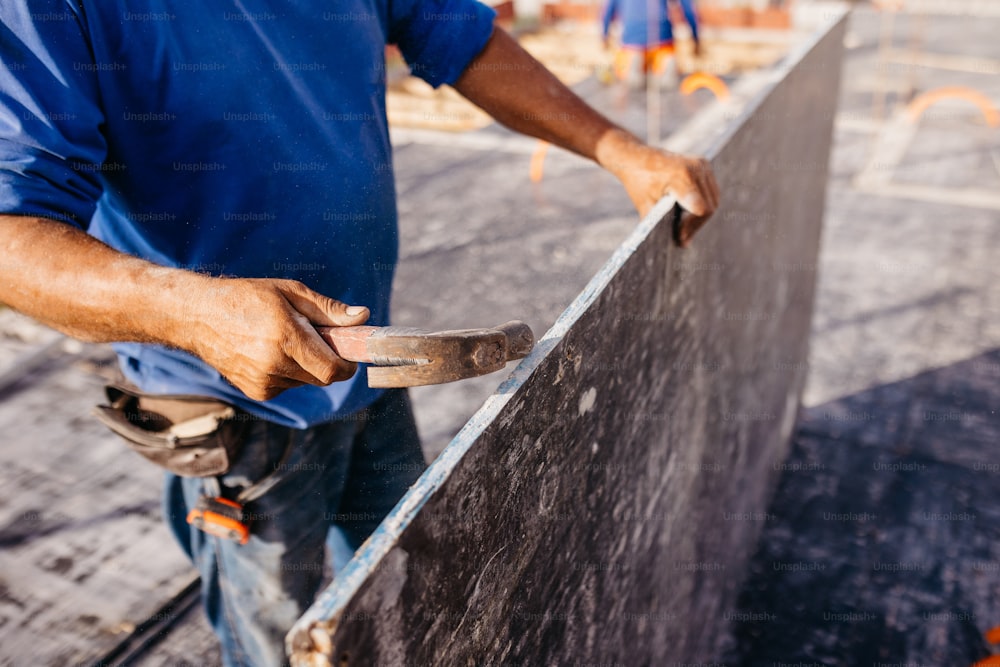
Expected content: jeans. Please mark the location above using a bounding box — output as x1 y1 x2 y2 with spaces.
162 389 426 667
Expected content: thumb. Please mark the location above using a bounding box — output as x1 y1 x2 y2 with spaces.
675 187 709 219
278 281 370 327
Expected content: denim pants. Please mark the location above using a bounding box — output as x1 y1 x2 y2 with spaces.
162 389 426 667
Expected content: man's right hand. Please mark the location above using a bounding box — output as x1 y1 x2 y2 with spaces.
0 215 368 403
185 278 370 402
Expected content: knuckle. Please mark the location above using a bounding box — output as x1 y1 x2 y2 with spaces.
320 295 345 314
253 338 290 376
271 278 304 297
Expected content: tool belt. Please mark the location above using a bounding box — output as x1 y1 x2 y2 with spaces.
93 384 250 477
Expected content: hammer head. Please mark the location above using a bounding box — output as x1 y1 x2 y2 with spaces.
318 320 535 388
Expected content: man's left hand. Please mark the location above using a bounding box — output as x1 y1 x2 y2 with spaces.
454 30 720 247
597 131 720 247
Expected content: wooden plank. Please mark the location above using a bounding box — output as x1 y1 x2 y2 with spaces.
287 8 849 666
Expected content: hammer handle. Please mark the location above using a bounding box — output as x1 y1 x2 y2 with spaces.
316 326 380 364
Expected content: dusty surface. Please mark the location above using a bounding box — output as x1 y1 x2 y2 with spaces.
0 323 199 667
2 2 999 665
721 5 1000 665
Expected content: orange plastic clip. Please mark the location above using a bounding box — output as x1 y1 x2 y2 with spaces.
187 496 250 545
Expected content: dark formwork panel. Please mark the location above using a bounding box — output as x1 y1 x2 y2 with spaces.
289 9 848 665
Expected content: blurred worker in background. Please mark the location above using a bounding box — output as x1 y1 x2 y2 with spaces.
602 0 701 87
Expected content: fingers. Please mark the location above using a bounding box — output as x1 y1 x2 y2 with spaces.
273 281 366 385
192 278 370 401
672 157 720 246
678 157 719 218
675 184 709 219
282 311 358 386
676 211 711 248
233 323 356 401
278 280 370 328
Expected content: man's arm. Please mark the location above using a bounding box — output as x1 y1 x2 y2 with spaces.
0 215 368 401
452 29 719 246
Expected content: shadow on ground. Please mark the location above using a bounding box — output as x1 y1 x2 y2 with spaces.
723 348 1000 665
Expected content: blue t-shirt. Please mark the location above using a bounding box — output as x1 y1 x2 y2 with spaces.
601 0 699 48
0 0 495 428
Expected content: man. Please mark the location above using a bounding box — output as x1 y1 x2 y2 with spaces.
0 0 718 665
602 0 701 86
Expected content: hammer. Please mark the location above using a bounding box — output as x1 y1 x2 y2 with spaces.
317 321 535 388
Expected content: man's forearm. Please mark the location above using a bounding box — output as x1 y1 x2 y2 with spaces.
0 214 207 349
453 29 720 240
452 28 636 176
0 215 366 400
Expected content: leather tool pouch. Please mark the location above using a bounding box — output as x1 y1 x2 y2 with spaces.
93 384 250 477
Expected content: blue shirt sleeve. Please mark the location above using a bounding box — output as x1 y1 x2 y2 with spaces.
0 1 107 228
387 0 497 88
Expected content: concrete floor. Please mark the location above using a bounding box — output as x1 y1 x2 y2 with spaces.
1 2 998 665
720 5 1000 665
